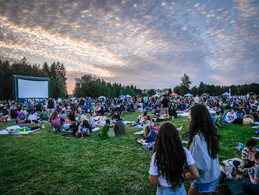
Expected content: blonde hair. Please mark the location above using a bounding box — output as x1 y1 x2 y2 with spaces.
143 126 151 138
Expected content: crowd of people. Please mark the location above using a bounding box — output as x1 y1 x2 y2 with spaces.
0 94 259 194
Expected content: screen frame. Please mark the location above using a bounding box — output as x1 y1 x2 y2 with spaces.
13 75 50 101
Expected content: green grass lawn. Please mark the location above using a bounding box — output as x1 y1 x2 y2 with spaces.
0 112 256 194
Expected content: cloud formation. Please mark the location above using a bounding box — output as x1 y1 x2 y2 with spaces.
0 0 258 93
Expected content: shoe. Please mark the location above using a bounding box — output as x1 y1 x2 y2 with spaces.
177 126 182 132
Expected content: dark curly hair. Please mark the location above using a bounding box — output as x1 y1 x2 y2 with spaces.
246 139 257 147
188 104 220 159
152 122 187 189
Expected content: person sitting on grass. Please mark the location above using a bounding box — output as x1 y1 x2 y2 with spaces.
154 106 161 118
99 119 111 139
49 111 61 131
86 113 95 130
114 115 125 135
16 111 39 124
75 120 91 138
149 122 199 194
225 109 237 123
234 139 258 175
138 126 156 144
242 151 259 195
142 114 151 130
10 107 18 119
40 109 48 120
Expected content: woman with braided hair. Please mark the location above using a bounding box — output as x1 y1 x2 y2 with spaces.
149 122 199 194
188 104 221 195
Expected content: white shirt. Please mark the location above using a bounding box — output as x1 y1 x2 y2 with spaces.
194 97 199 104
149 147 195 187
28 114 37 121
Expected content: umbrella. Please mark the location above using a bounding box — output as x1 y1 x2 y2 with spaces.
126 95 132 98
98 96 106 99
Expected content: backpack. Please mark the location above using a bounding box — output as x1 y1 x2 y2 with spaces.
48 99 54 109
107 128 115 138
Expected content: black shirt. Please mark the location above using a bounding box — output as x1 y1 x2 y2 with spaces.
161 98 170 108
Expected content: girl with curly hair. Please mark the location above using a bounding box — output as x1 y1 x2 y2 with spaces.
149 122 199 194
188 104 221 195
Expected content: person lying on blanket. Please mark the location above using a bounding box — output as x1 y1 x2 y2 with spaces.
16 111 39 124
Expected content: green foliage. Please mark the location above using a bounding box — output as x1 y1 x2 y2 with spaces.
193 82 259 96
173 74 259 96
0 59 67 100
73 74 140 98
0 112 256 194
147 89 156 96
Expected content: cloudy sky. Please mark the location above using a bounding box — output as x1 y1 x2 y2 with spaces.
0 0 258 94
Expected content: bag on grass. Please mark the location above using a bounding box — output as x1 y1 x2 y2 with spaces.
107 128 115 138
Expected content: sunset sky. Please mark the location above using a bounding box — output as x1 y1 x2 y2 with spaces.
0 0 258 94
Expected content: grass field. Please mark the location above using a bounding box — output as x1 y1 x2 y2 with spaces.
0 112 256 194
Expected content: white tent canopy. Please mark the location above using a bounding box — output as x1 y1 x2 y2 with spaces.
152 94 160 98
98 96 106 99
222 92 230 96
184 93 193 97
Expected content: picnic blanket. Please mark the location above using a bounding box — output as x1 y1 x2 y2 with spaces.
92 127 100 132
134 130 144 135
221 179 250 195
1 125 41 135
15 121 48 125
177 112 189 117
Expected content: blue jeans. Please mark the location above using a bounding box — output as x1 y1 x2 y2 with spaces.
191 176 220 193
156 185 186 195
242 180 259 195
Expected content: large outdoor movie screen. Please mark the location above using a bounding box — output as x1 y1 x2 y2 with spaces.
14 75 49 99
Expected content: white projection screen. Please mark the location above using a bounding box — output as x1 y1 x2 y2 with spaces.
14 75 49 100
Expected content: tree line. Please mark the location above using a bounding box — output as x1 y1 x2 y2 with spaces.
173 74 259 96
0 57 67 100
1 58 258 100
73 74 143 98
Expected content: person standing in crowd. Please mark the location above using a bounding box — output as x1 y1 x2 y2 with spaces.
194 95 199 104
188 104 221 195
161 95 170 119
149 122 199 194
47 97 56 119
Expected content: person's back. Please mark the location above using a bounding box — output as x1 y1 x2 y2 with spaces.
114 115 125 135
